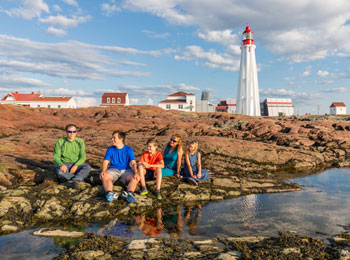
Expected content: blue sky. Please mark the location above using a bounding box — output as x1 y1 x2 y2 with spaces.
0 0 349 115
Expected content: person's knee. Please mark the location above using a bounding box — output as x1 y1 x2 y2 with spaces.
101 172 112 182
138 165 146 173
133 174 140 182
84 164 91 172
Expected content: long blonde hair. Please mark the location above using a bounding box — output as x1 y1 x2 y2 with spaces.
170 134 182 152
187 140 198 155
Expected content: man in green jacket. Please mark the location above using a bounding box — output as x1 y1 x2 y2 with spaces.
53 124 91 188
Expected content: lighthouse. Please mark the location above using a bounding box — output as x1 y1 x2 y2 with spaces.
236 26 261 116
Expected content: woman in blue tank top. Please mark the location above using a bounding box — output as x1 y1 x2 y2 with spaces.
161 135 183 177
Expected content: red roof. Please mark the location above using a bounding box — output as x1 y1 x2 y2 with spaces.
102 92 127 98
330 102 346 107
168 91 195 97
216 106 228 110
1 92 71 102
159 99 186 103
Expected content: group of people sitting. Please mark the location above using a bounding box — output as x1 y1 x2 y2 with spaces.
53 124 210 203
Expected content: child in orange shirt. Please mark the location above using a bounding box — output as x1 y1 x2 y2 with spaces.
138 139 164 200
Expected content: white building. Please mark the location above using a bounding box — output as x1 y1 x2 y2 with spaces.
158 91 196 112
1 91 76 108
330 102 346 115
261 98 294 116
196 91 215 112
196 100 216 112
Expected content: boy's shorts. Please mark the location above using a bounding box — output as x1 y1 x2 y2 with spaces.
145 169 156 180
105 168 134 186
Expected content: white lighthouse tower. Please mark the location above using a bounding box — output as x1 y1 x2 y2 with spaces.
236 25 261 116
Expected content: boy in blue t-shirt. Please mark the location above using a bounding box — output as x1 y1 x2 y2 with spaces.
100 131 140 203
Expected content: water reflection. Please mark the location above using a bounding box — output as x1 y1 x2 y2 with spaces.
100 204 204 239
99 168 350 240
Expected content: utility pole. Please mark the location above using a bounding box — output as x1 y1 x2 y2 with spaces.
317 104 320 115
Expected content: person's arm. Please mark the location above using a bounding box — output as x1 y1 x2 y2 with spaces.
100 160 110 178
74 139 86 166
185 153 194 178
176 148 183 175
130 160 138 173
53 139 64 166
149 153 164 169
197 152 202 179
161 144 167 158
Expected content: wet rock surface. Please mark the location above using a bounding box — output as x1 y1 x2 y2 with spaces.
52 231 350 259
1 105 350 258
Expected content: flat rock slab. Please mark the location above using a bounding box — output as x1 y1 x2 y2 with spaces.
33 228 85 237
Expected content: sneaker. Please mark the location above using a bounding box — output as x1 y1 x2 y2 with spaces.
187 177 198 186
156 191 162 200
72 180 81 189
64 180 80 189
126 192 137 204
106 192 115 202
140 186 148 196
120 191 128 200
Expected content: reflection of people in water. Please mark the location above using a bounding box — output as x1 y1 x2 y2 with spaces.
136 208 164 238
184 204 202 235
97 218 137 240
163 205 183 238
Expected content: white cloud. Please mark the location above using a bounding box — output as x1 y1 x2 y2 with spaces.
47 26 67 37
45 88 89 96
175 45 239 71
95 44 174 57
0 74 51 88
53 5 62 12
314 80 333 85
61 0 78 7
119 0 350 63
301 70 311 77
317 70 329 77
101 3 120 16
146 98 154 105
74 97 97 108
4 0 49 19
324 87 349 93
0 34 159 80
129 98 139 104
39 15 91 28
260 88 323 105
198 30 241 55
141 30 170 39
175 83 199 91
113 83 201 100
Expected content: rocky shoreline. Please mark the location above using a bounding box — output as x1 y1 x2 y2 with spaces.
1 104 350 258
30 229 349 260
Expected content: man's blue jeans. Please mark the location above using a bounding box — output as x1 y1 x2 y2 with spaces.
56 162 91 182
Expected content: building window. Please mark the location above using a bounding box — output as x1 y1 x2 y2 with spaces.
112 98 115 103
37 105 40 108
117 98 121 103
58 105 61 108
178 104 183 109
190 100 193 105
48 105 51 108
107 97 110 103
166 104 171 109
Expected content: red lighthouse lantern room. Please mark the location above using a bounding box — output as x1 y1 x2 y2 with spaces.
242 26 254 45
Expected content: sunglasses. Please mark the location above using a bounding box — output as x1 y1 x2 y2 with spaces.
170 138 177 143
67 130 76 133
